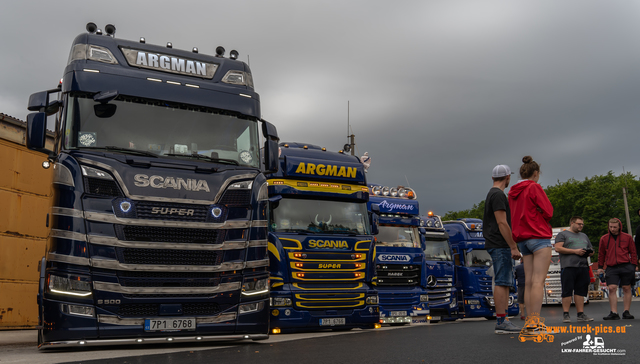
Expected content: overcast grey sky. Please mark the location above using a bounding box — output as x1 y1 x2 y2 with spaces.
2 0 639 215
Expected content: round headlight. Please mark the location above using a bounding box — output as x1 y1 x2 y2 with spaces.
372 186 382 195
426 220 434 227
382 186 390 196
390 187 398 197
398 188 407 197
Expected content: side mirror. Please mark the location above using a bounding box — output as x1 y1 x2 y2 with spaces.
262 120 279 173
370 204 380 214
26 112 50 153
27 91 49 111
370 212 379 235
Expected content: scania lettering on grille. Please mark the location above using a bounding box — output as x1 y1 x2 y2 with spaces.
151 207 195 216
121 48 218 79
378 254 411 262
134 174 210 192
307 240 349 249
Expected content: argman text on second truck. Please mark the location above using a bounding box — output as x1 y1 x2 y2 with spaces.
266 143 380 333
27 23 280 349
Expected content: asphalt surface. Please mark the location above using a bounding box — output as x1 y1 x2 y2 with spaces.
1 299 637 364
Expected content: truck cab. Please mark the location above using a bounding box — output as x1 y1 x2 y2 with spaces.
419 213 458 323
27 24 279 348
368 185 429 324
443 218 518 319
266 143 380 333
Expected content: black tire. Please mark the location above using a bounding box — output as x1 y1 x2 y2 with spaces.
37 329 43 347
430 319 440 324
485 316 496 320
332 327 354 332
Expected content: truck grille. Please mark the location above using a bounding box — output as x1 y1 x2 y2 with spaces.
117 303 221 317
376 264 421 286
135 201 209 222
118 271 221 287
219 190 251 206
84 177 123 197
116 248 223 266
117 225 224 244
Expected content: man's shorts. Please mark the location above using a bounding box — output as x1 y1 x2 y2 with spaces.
561 267 590 297
517 285 525 304
488 248 513 287
517 239 552 256
605 263 636 287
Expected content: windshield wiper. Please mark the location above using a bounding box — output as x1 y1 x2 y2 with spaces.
165 153 239 165
82 146 159 158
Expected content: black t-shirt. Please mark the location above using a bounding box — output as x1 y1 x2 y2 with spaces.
483 187 511 249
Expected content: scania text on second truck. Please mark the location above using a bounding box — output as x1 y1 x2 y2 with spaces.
27 23 280 348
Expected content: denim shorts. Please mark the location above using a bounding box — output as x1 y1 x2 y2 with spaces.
518 239 552 256
488 248 514 287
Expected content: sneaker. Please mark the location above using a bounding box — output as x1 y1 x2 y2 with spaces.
577 313 594 322
562 313 571 323
622 310 634 319
603 312 620 320
495 320 521 334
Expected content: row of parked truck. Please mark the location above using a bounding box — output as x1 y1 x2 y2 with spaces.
26 24 518 348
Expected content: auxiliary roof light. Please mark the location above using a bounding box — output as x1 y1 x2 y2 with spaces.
372 186 382 195
216 46 225 57
86 22 97 34
192 47 199 53
230 50 239 60
166 42 173 48
382 186 390 196
390 187 398 197
398 188 407 197
428 211 434 217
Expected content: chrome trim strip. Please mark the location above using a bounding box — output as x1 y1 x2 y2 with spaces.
47 253 90 266
96 312 238 326
52 207 85 218
251 220 268 228
90 258 246 272
93 281 241 294
39 332 268 350
84 211 250 229
87 235 248 251
245 259 270 268
50 229 88 242
248 239 268 247
77 158 257 205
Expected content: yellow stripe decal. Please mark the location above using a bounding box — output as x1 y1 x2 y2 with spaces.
267 179 367 194
295 294 364 301
268 242 281 262
292 283 363 290
355 240 372 251
296 301 365 309
279 238 303 250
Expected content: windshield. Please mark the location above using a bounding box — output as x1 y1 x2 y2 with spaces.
376 225 420 248
270 198 370 235
424 238 452 261
465 249 492 268
63 94 260 167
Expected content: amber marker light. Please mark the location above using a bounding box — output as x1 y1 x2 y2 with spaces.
295 263 303 268
428 211 434 217
374 323 382 329
272 328 281 334
297 273 305 278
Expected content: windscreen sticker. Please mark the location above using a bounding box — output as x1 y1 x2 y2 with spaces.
78 132 97 147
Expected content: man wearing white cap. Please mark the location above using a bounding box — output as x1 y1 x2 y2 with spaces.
483 164 522 334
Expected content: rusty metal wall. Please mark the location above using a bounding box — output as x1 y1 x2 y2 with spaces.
0 115 54 329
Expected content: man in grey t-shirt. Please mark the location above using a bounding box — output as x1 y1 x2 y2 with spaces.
554 216 594 323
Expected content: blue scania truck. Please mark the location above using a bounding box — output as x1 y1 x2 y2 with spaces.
419 213 458 323
443 218 518 319
368 185 429 324
266 143 380 333
26 23 280 348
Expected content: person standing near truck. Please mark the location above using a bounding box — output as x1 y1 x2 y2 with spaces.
597 218 637 320
483 164 522 334
554 216 594 323
508 156 553 321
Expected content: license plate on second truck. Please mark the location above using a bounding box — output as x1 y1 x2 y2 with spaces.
144 318 196 332
390 311 406 317
320 318 345 326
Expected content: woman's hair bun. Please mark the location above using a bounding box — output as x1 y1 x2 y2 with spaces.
522 156 533 164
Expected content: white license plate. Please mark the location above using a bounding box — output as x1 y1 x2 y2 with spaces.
390 311 406 317
144 318 196 332
320 318 345 326
430 316 440 320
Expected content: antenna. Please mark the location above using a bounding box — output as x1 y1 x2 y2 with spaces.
622 166 632 235
405 175 411 188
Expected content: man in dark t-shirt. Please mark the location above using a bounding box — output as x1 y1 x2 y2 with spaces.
483 164 521 334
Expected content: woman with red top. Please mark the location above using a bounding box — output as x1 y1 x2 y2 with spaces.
508 156 554 320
